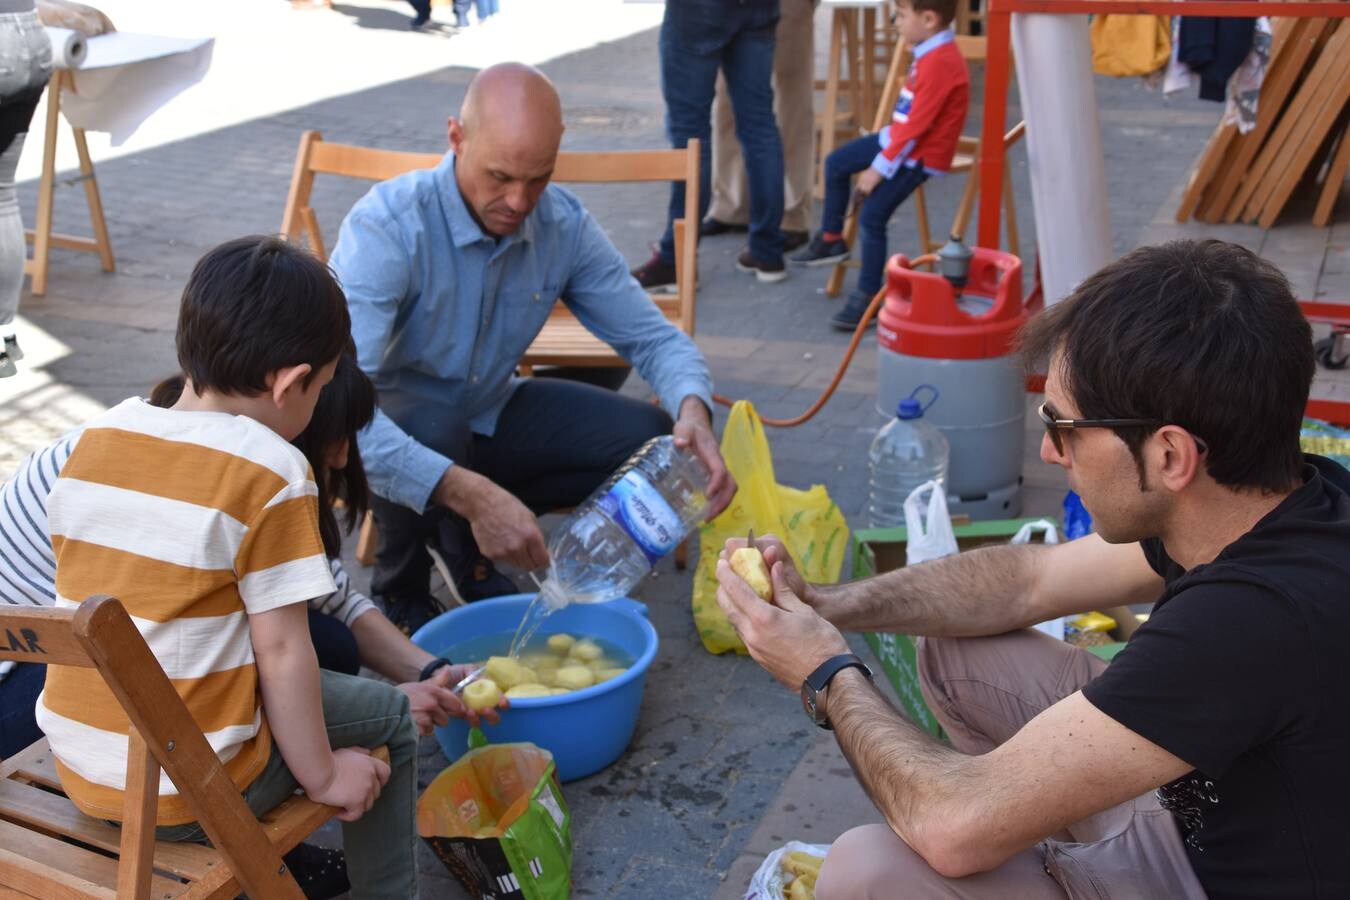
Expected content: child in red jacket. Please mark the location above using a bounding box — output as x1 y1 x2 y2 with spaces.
791 0 970 330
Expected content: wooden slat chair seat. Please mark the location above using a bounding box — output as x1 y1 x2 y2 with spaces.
0 598 376 899
280 130 701 568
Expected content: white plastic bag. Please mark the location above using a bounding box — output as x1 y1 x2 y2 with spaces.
902 481 959 566
1011 519 1064 639
745 841 832 900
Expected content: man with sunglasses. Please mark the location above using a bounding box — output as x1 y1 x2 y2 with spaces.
716 239 1350 898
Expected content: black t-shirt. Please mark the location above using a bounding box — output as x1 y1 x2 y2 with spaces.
1082 456 1350 899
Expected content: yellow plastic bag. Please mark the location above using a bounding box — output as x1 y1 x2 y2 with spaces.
1090 15 1171 77
692 401 849 654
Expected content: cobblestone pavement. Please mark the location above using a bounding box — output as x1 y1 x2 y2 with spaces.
3 2 1347 896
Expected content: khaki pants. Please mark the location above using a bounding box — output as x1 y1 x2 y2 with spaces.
707 0 816 234
816 629 1208 899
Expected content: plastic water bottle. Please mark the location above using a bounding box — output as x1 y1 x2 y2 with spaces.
537 435 711 609
867 386 950 528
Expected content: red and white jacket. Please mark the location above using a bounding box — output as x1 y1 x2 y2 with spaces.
872 29 971 178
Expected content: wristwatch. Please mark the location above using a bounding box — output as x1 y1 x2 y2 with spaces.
418 656 453 682
801 653 873 730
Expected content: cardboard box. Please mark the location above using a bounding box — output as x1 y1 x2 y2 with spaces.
852 518 1059 738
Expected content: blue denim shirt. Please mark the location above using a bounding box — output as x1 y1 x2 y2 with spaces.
329 153 714 512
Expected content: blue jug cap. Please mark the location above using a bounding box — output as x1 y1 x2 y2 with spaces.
898 384 939 419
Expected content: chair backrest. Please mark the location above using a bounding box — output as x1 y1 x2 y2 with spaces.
280 130 700 336
0 598 305 899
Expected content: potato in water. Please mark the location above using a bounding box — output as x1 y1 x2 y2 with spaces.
554 666 595 691
546 634 576 655
568 639 603 663
505 683 552 699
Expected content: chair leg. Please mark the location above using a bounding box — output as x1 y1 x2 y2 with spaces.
913 184 933 266
356 511 377 567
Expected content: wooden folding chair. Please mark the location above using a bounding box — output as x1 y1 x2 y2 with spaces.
0 597 368 898
280 131 700 569
826 34 1025 295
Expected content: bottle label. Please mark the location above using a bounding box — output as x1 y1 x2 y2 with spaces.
597 470 683 565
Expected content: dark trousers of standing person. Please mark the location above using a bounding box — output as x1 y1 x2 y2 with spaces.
369 373 674 613
820 134 929 298
657 0 786 267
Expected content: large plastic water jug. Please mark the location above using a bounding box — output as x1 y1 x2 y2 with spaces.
867 386 951 529
538 436 709 608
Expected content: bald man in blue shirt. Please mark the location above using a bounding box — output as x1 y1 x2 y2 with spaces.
330 63 735 628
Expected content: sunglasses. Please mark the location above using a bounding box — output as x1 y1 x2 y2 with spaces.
1037 402 1209 457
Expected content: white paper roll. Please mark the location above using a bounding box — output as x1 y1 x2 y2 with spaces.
44 27 88 70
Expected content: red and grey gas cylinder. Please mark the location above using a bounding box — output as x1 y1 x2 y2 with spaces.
876 246 1034 519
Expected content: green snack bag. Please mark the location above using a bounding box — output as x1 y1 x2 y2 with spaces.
418 742 572 899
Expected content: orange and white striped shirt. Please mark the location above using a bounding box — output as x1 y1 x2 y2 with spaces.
37 398 335 824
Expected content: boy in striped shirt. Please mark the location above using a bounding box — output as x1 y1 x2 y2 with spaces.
39 236 417 899
790 0 970 331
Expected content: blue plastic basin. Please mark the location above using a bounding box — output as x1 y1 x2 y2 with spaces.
411 594 657 782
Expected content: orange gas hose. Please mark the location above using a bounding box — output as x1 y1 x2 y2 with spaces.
711 253 939 427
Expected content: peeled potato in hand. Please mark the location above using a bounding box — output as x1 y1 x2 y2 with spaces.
730 546 773 601
463 678 503 711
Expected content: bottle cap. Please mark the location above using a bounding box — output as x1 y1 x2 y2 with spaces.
896 398 923 420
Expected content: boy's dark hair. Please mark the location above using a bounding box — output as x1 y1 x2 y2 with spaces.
1018 239 1313 493
148 354 375 558
900 0 958 28
291 354 377 558
176 236 351 396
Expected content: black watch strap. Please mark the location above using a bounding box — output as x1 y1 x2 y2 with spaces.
418 656 453 682
802 653 873 730
806 653 872 693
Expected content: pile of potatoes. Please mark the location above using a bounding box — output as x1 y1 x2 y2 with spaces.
462 634 629 710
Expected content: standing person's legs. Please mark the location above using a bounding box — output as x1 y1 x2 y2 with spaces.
472 378 674 513
706 0 816 235
451 0 470 26
0 9 54 375
773 0 817 235
706 73 746 229
655 2 726 268
721 9 786 264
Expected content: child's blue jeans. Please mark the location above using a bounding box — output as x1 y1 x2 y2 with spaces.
821 134 929 297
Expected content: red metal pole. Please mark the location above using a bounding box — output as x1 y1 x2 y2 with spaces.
977 7 1012 249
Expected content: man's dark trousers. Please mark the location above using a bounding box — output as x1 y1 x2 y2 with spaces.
658 0 786 266
369 374 674 604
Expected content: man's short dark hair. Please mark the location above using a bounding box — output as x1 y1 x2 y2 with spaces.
1018 240 1313 493
176 236 352 396
900 0 959 28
